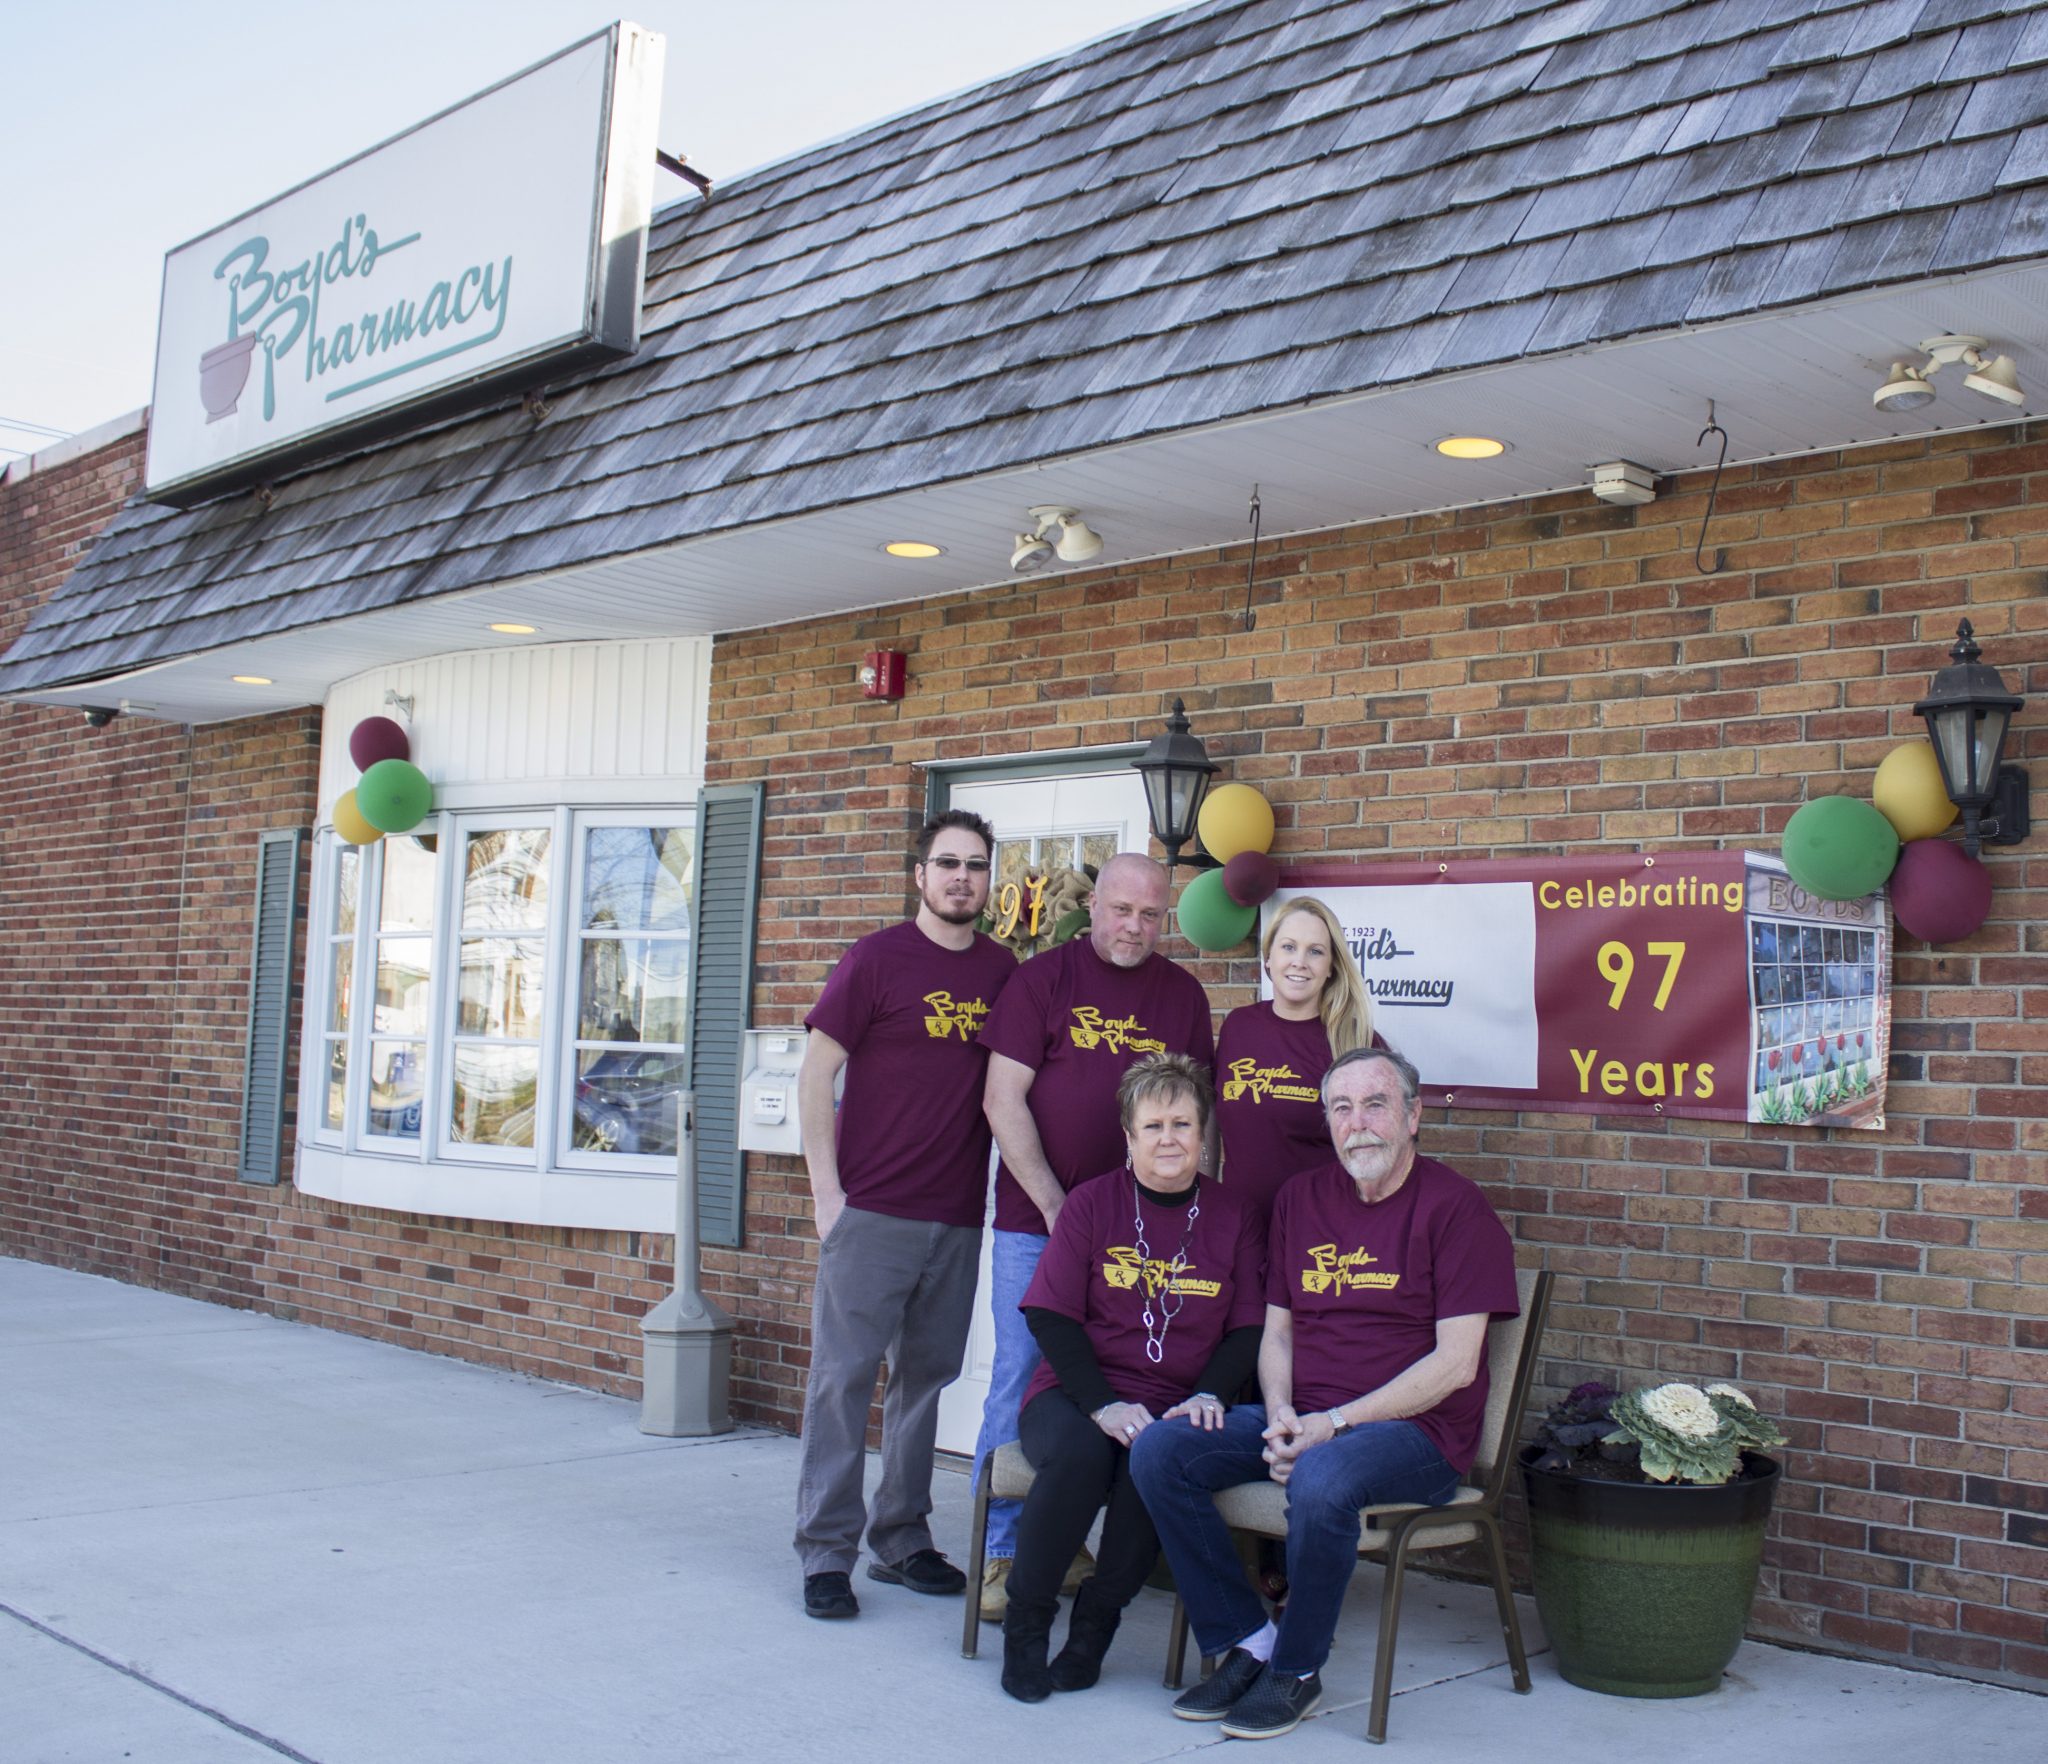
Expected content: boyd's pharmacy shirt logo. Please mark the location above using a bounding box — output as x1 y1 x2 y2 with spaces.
1221 1058 1319 1104
1300 1244 1401 1295
198 213 514 425
921 991 991 1042
1101 1247 1221 1299
1067 1008 1165 1055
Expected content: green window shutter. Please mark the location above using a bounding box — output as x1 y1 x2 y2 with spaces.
239 828 305 1186
685 783 764 1247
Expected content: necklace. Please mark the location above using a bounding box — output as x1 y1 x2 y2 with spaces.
1132 1173 1202 1364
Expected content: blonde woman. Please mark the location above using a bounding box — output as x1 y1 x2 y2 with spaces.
1214 896 1378 1219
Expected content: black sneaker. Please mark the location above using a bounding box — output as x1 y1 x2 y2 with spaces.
1170 1646 1265 1721
803 1570 860 1619
866 1548 967 1595
1220 1666 1323 1740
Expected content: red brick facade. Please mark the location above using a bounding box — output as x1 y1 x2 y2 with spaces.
4 421 2045 1689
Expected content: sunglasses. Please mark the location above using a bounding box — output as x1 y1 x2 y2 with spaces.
923 855 991 872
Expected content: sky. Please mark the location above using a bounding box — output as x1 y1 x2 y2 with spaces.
0 0 1185 461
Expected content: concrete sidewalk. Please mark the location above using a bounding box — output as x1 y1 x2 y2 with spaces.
2 1258 2032 1763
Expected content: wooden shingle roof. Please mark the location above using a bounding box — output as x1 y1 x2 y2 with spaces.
9 0 2048 693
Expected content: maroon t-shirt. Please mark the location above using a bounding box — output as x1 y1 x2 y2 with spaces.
804 918 1017 1228
978 937 1215 1235
1215 1003 1335 1219
1021 1168 1267 1415
1266 1155 1518 1475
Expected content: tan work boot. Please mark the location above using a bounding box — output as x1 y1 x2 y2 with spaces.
979 1555 1011 1622
1061 1544 1096 1595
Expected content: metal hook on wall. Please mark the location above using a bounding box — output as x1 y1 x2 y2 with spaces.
1693 401 1729 575
1242 485 1263 630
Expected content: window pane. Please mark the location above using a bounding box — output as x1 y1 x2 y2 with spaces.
374 936 431 1035
583 826 692 932
335 847 360 935
381 836 438 933
573 1048 685 1156
323 1039 348 1131
365 1041 425 1140
579 938 689 1043
451 1045 538 1146
458 938 546 1038
463 828 550 930
328 942 354 1031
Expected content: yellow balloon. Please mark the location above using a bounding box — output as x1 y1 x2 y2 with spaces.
1197 782 1276 862
1872 741 1958 843
333 788 384 846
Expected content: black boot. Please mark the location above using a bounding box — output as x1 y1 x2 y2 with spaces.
1048 1580 1123 1692
1000 1596 1058 1703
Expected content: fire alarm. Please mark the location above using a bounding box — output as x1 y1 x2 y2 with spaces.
859 649 907 700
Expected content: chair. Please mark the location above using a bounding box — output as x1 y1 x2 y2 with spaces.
959 1442 1036 1659
1163 1266 1554 1744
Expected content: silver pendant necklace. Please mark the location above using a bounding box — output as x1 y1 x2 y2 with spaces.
1132 1172 1201 1364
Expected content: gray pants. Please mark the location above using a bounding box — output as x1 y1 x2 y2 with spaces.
793 1206 982 1576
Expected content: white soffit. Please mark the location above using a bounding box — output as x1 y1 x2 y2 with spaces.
38 260 2048 726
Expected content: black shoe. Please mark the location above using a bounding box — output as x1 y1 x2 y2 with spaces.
1170 1645 1265 1720
866 1548 967 1595
803 1570 860 1619
1001 1597 1058 1703
1220 1666 1323 1740
1048 1581 1122 1692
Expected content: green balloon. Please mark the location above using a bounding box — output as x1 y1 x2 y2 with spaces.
1782 794 1899 900
1177 867 1258 951
356 758 433 834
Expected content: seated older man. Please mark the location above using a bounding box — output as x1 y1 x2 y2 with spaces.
1128 1045 1518 1742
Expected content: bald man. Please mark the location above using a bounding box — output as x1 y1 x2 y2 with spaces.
970 853 1216 1617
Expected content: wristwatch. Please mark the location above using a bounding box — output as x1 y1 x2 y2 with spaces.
1326 1409 1351 1435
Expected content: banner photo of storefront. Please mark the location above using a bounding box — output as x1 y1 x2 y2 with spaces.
1270 853 1891 1130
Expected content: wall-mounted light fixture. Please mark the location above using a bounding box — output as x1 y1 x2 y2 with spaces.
1874 335 2026 413
1133 697 1218 873
1914 620 2029 857
1010 505 1103 573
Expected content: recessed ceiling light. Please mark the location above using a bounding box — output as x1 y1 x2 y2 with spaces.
1434 436 1508 459
231 674 273 685
882 541 945 558
489 622 538 634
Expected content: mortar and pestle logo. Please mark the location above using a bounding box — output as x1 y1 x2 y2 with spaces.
197 333 261 422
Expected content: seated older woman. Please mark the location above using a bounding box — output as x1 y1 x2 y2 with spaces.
1001 1051 1267 1703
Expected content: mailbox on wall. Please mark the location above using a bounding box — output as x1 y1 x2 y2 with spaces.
739 1027 842 1155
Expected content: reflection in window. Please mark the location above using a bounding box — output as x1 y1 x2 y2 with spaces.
571 825 692 1159
320 845 360 1134
365 838 437 1142
452 828 549 1149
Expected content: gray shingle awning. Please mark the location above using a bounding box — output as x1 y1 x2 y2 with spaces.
9 0 2048 695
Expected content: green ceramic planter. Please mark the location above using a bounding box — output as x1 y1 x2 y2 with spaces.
1520 1447 1781 1698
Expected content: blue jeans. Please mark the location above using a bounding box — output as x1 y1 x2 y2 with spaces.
968 1228 1047 1561
1129 1404 1458 1675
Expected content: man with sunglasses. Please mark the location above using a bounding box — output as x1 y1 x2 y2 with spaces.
794 810 1019 1620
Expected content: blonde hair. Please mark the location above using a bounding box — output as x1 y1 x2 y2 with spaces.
1262 896 1373 1057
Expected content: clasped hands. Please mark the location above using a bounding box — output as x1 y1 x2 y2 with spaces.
1261 1404 1338 1485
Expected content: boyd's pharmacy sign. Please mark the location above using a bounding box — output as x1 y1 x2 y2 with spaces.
144 23 663 506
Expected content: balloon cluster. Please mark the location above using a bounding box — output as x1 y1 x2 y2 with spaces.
333 716 433 846
1178 784 1280 952
1781 740 1989 944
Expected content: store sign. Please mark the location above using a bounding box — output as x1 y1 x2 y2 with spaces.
1270 852 1891 1129
144 23 664 507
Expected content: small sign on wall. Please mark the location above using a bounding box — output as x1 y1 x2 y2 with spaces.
145 23 664 506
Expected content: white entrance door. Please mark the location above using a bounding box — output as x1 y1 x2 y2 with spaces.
935 765 1154 1457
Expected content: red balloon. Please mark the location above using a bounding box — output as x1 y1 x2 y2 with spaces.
1222 850 1280 908
349 715 410 771
1889 838 1992 945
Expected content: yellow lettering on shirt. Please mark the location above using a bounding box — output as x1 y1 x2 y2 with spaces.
923 991 991 1042
1100 1246 1223 1299
1068 1006 1166 1055
1300 1242 1402 1295
1220 1057 1320 1104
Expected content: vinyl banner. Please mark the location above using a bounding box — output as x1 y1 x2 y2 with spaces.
1270 853 1890 1129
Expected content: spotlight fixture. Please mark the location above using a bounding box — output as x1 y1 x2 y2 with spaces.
1874 335 2027 412
1010 505 1103 572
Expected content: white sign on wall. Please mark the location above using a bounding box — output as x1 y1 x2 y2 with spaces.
144 23 664 507
1263 882 1540 1090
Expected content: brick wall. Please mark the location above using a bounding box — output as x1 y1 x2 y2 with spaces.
0 434 672 1397
701 423 2046 1690
4 419 2044 1689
